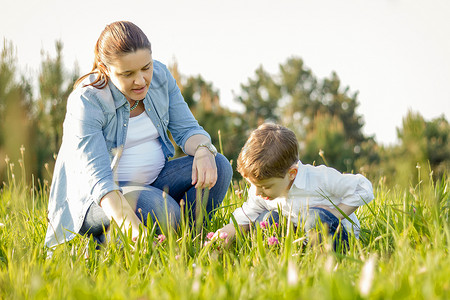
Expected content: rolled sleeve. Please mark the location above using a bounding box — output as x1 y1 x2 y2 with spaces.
342 174 374 207
75 132 120 204
232 186 266 225
332 172 374 207
65 91 119 204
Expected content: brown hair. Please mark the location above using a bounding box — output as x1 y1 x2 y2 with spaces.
74 21 152 89
237 123 299 181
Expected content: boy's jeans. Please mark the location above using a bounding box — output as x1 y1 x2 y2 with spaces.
79 154 232 242
255 207 349 250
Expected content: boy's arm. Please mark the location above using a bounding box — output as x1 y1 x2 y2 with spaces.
212 184 265 243
323 167 374 207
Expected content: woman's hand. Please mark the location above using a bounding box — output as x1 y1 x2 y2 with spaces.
100 190 142 241
184 134 218 189
192 147 217 189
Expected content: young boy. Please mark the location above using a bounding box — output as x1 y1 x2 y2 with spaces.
216 123 374 246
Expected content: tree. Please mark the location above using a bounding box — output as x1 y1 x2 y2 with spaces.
237 65 281 129
170 60 247 175
0 40 34 183
303 112 353 171
35 41 78 179
278 58 369 171
236 57 373 172
425 115 449 179
394 110 428 186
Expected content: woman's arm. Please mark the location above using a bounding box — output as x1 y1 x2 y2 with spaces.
184 134 218 189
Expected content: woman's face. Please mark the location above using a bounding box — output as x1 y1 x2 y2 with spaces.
106 49 153 101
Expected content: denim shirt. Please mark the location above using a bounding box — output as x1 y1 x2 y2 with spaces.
45 60 209 248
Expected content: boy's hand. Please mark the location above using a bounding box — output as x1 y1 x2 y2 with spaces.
211 223 237 244
206 223 250 248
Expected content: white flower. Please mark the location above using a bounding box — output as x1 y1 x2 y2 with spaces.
287 261 298 286
359 255 377 297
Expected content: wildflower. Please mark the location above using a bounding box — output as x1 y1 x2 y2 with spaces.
219 232 228 240
267 236 279 246
203 241 210 247
206 232 215 240
359 256 376 297
274 222 279 228
287 261 298 286
235 189 244 198
260 221 268 229
157 234 166 243
0 223 4 227
175 255 181 260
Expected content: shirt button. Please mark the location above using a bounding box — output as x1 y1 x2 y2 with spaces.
147 108 151 111
123 123 127 127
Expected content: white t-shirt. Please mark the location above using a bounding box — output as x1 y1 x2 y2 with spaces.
116 112 165 184
232 161 374 238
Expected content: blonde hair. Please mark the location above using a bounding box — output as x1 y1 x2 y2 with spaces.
74 21 152 89
237 123 299 181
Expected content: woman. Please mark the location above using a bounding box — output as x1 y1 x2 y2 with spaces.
45 21 233 248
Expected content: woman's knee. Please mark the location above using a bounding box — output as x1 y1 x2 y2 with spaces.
134 190 181 231
79 202 110 236
215 153 233 181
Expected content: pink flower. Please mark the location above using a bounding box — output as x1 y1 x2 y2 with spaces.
158 234 166 243
267 236 279 246
260 221 268 229
219 232 228 240
274 222 279 228
206 232 215 240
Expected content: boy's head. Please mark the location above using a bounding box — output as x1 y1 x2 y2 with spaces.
237 123 299 199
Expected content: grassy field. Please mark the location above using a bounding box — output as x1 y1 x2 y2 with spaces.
0 158 449 299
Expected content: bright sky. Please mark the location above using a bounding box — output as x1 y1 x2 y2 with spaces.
1 0 449 145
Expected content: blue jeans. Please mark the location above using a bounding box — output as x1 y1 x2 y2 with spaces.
79 154 232 241
255 207 348 250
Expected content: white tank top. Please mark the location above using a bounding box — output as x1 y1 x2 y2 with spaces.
116 111 165 184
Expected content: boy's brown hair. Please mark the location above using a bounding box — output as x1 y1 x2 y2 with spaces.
237 123 299 181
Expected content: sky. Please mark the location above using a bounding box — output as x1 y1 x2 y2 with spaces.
1 0 449 145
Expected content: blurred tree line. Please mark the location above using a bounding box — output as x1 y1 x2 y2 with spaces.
1 40 449 188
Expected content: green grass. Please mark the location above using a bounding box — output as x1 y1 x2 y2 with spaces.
0 161 449 299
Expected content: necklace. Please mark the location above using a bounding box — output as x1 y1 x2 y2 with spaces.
130 100 140 111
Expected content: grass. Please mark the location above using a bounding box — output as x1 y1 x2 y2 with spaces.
0 156 449 299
